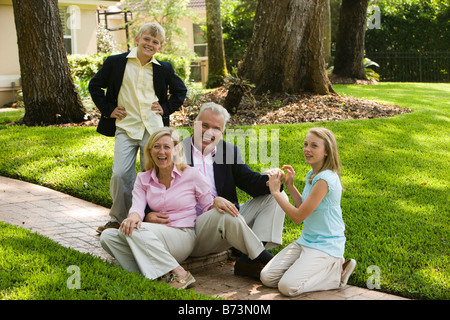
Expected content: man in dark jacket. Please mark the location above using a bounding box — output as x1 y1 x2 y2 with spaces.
89 22 187 234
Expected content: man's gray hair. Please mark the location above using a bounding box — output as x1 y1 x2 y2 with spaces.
196 102 231 130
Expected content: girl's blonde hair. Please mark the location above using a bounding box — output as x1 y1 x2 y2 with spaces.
307 127 341 184
144 127 187 173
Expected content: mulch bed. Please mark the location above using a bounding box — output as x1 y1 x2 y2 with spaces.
3 81 412 128
171 85 412 128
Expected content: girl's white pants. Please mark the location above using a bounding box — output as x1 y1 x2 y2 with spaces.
260 242 343 297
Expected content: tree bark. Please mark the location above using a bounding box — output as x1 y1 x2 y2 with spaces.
324 0 331 66
205 0 228 88
333 0 370 79
238 0 335 95
223 84 244 114
12 0 86 126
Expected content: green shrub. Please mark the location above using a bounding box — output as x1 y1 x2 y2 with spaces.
68 53 110 81
365 0 449 52
155 53 191 83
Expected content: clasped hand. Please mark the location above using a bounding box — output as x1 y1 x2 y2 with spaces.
265 165 295 193
144 211 171 224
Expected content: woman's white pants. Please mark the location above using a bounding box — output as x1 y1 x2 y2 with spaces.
100 222 195 280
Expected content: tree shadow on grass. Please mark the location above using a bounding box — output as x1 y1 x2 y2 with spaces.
0 126 117 207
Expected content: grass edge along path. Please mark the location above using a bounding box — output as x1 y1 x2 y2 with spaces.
0 221 216 300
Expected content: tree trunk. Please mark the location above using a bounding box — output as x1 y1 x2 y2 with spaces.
12 0 86 126
324 0 332 66
333 0 369 79
205 0 228 88
238 0 335 95
223 84 244 114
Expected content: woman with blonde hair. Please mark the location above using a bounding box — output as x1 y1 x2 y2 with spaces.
100 127 214 289
260 127 356 297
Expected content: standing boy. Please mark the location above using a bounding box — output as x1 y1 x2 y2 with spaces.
89 22 187 234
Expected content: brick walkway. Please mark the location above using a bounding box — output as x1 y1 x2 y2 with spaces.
0 176 408 300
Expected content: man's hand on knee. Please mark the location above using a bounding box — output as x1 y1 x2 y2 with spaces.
213 196 239 217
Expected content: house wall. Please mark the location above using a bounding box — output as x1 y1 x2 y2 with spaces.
0 3 21 104
73 8 99 55
0 0 207 105
0 0 114 105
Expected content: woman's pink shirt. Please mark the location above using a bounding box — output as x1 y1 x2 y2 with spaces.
129 165 213 228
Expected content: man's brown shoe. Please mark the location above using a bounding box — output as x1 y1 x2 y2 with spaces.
96 221 120 234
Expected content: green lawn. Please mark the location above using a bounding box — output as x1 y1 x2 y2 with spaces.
0 221 214 300
0 82 449 299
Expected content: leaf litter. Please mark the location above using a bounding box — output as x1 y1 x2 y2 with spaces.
171 86 412 127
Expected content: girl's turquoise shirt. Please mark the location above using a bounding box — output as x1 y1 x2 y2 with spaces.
296 169 346 258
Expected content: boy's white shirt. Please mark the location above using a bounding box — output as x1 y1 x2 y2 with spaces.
116 47 163 140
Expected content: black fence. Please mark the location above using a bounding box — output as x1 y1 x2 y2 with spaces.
366 51 449 83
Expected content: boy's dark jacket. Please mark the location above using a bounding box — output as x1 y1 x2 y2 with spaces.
88 52 187 137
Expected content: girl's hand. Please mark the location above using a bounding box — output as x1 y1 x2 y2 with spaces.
213 196 239 217
267 170 284 194
264 168 286 184
120 212 142 236
281 165 296 188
